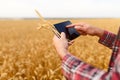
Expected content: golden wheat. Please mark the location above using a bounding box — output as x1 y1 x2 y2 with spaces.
0 19 120 80
35 10 61 39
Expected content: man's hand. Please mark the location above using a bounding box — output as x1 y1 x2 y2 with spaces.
66 22 104 37
53 32 74 59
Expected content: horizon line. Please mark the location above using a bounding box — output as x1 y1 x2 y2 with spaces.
0 17 120 20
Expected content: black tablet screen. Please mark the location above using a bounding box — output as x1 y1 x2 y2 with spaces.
54 21 80 40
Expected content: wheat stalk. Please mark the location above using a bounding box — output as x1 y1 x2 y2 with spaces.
35 9 61 38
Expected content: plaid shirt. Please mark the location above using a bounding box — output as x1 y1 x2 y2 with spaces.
62 28 120 80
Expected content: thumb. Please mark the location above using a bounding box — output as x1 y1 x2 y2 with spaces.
61 32 66 39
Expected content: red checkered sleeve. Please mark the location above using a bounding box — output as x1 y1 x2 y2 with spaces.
62 54 106 80
62 30 120 80
99 30 116 49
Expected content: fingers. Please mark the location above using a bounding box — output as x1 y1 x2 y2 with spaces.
60 32 75 46
68 40 74 46
53 35 58 42
74 26 82 30
66 24 75 28
60 32 66 40
66 23 86 32
53 32 75 47
53 32 66 40
66 25 84 32
74 26 86 31
66 22 85 28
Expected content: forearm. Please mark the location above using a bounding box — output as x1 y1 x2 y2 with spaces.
98 30 116 49
62 53 108 80
86 27 116 49
55 48 68 59
53 32 69 59
94 27 104 38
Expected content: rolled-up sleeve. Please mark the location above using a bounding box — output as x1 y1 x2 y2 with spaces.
62 54 106 80
99 31 116 49
62 54 82 78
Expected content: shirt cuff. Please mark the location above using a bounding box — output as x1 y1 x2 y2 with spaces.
98 30 109 44
62 53 82 69
62 53 71 62
98 30 116 49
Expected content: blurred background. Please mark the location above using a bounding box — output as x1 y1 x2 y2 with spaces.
0 0 120 80
0 0 120 19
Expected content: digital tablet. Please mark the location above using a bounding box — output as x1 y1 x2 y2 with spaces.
54 21 80 40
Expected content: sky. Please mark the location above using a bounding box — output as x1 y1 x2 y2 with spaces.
0 0 120 18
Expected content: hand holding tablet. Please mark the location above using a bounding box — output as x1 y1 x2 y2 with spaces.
54 21 80 40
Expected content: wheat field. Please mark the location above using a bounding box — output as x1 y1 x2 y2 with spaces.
0 19 120 80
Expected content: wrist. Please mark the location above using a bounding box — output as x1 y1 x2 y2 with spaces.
94 28 104 37
57 49 68 59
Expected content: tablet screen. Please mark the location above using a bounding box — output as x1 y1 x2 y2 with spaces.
54 21 80 40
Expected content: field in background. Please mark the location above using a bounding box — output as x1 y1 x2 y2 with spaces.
0 19 120 80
